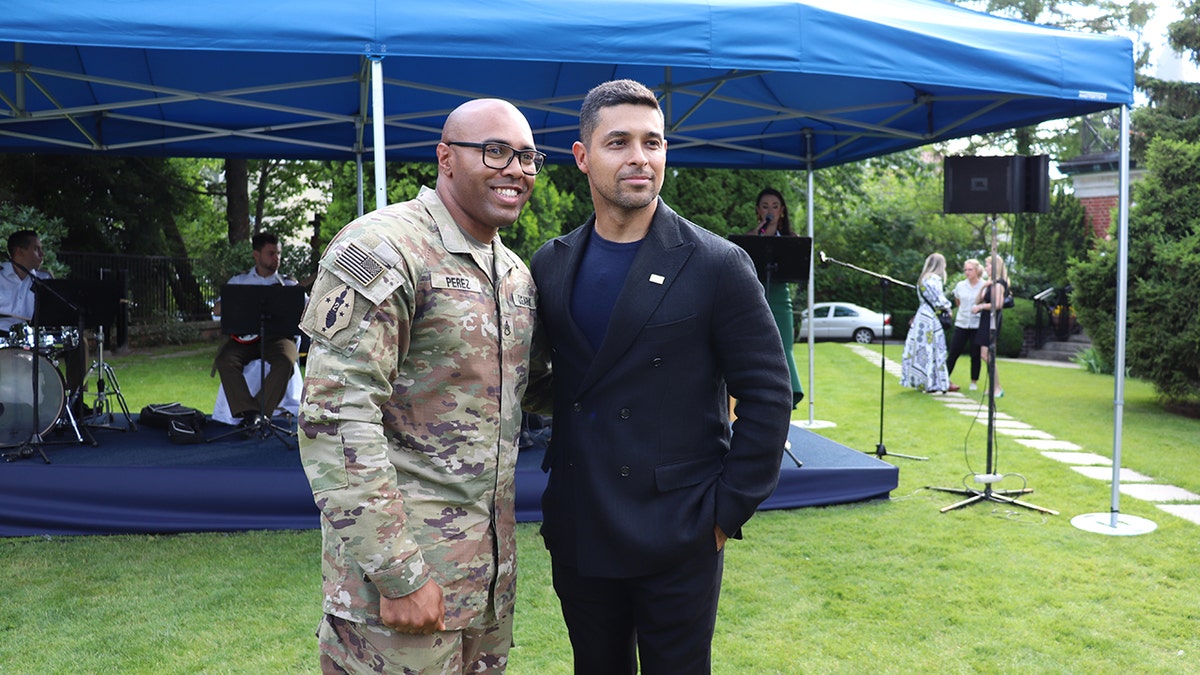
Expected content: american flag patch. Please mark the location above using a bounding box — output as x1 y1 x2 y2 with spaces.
335 241 386 287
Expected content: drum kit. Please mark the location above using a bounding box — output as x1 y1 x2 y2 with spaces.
1 278 135 462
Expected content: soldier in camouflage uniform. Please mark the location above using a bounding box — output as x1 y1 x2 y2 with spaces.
298 98 543 674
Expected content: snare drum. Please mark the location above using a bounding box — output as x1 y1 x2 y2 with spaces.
0 347 67 445
6 323 80 353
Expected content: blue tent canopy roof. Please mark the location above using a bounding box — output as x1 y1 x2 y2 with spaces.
0 0 1134 168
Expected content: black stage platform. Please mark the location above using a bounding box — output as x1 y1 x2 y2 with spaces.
0 420 897 537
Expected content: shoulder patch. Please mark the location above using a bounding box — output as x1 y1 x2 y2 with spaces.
312 283 356 340
334 241 386 287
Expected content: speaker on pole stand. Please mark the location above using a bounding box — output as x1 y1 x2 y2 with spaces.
926 155 1057 515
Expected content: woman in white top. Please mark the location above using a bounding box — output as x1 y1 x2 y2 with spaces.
945 258 985 391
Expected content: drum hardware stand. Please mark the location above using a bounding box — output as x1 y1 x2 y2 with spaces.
74 325 137 432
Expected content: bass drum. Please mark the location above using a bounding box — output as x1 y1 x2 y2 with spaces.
0 348 66 446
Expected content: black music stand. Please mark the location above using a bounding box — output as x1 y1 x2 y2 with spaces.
46 279 136 433
1 278 89 462
728 235 811 468
207 284 305 449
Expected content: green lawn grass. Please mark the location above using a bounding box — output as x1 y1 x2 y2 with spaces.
2 341 1197 673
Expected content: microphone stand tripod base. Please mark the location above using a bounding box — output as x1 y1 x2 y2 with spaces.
868 443 928 462
928 484 1057 515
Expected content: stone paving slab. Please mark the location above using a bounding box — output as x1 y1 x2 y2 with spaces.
1042 451 1111 465
1119 483 1200 503
1071 466 1154 482
1016 438 1082 451
1157 504 1200 525
959 410 1015 420
942 402 985 410
995 428 1055 439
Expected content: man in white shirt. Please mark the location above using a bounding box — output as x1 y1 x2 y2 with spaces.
212 232 300 432
0 230 50 332
1 230 88 403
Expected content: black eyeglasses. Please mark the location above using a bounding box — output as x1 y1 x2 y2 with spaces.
446 141 546 175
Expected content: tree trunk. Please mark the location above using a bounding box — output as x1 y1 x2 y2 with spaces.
253 160 276 233
225 158 250 243
162 211 208 320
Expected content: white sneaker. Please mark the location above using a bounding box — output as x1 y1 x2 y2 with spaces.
969 382 978 391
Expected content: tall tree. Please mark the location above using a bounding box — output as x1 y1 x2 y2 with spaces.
1070 3 1200 408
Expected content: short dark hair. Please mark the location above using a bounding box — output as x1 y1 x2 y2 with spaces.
579 79 662 145
7 229 39 258
251 232 279 251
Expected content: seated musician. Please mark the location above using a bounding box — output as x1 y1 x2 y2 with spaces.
1 230 88 412
212 232 300 432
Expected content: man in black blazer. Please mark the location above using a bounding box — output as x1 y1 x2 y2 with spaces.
526 79 793 674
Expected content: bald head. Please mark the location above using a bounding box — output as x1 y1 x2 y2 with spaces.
435 98 539 243
442 99 529 144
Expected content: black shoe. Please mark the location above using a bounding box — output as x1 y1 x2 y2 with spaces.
238 413 262 439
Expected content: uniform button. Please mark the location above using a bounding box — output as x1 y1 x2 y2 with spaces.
620 466 631 477
652 357 663 367
572 402 582 412
619 408 631 419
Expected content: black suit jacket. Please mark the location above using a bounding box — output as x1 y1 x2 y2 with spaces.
530 199 792 578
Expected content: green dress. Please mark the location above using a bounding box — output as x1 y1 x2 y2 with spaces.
767 280 803 407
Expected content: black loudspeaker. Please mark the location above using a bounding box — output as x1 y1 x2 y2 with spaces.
943 155 1049 214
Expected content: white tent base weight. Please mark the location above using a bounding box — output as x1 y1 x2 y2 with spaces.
1071 512 1157 536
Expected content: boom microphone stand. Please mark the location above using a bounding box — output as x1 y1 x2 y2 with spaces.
817 252 927 461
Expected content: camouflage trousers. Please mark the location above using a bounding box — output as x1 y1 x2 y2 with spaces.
318 612 513 674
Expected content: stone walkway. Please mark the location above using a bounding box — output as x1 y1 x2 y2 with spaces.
845 343 1200 526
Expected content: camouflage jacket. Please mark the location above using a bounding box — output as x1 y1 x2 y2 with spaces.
298 186 536 630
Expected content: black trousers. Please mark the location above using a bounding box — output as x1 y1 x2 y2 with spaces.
551 550 724 675
946 326 981 381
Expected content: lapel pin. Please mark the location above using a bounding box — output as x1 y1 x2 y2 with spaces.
649 274 665 285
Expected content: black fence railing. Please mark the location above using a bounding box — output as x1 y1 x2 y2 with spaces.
57 251 218 325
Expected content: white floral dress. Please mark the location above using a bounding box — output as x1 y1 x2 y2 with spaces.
900 276 952 392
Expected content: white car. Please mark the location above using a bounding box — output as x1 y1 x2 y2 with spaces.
795 302 893 344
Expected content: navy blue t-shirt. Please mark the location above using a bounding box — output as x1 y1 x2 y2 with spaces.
570 228 643 353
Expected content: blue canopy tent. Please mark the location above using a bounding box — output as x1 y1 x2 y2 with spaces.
1 0 1143 534
2 0 1132 169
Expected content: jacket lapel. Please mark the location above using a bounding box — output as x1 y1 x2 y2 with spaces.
544 222 596 361
577 200 694 394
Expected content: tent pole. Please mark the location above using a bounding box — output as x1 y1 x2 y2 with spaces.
1110 104 1131 524
355 149 365 218
370 57 387 211
798 130 834 429
1070 104 1155 535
